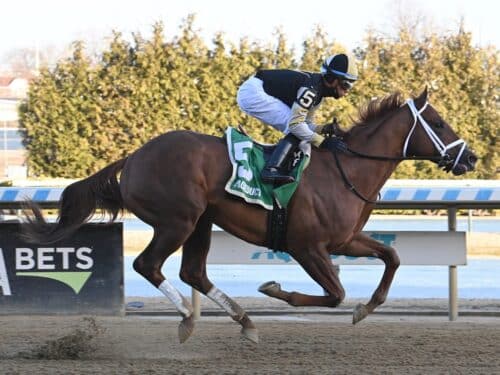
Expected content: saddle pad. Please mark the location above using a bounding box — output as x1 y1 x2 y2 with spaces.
224 127 309 210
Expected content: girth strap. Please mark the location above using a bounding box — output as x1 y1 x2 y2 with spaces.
266 200 288 251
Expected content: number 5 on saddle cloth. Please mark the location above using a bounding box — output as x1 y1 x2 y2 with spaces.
224 127 310 250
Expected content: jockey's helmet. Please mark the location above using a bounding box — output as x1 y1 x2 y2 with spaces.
321 53 358 84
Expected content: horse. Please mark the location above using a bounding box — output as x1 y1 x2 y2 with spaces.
21 88 477 344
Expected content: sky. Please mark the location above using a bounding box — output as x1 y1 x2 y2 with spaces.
0 0 498 60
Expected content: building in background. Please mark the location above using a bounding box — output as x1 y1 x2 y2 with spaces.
0 76 28 179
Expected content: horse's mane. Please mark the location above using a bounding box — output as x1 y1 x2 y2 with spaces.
352 91 405 128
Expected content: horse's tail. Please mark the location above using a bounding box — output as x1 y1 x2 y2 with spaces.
22 158 128 244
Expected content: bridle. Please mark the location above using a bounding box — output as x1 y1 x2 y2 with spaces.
331 98 467 203
403 99 466 171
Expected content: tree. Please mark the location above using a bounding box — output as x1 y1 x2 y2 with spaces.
19 42 96 177
353 23 498 179
1 46 61 75
18 16 498 179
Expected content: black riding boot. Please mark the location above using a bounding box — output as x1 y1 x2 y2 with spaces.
261 134 300 184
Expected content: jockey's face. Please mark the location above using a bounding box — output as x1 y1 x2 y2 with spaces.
324 77 353 99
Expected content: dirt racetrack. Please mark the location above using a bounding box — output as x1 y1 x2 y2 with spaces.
1 313 499 374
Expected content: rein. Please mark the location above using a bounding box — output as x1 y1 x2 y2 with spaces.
332 150 380 204
331 98 467 204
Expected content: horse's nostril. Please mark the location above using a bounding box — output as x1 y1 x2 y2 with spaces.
468 155 477 165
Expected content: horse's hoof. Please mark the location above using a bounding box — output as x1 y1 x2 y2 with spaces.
241 327 259 344
352 303 369 325
258 281 281 296
178 315 195 343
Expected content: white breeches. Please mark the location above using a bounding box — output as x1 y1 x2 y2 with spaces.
237 77 292 133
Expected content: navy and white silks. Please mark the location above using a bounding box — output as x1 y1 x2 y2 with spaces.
237 69 336 146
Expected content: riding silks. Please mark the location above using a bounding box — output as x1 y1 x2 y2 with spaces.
224 127 309 210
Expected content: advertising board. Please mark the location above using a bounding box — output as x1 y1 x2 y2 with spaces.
0 223 123 315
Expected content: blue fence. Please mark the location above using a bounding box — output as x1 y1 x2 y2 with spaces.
1 183 499 209
377 185 500 209
0 187 64 208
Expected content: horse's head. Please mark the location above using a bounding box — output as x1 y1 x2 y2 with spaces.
403 88 477 175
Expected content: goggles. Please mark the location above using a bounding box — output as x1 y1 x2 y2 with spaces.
340 79 355 90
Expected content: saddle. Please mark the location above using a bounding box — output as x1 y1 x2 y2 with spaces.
225 126 311 251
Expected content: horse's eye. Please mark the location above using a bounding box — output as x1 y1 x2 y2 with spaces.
434 121 444 129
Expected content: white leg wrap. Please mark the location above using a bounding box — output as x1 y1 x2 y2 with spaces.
158 280 191 317
207 287 238 316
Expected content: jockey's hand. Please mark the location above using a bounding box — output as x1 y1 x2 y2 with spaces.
320 136 348 153
320 122 336 137
320 118 346 138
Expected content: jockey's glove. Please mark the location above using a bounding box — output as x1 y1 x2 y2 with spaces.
314 124 332 134
316 118 344 137
311 133 325 148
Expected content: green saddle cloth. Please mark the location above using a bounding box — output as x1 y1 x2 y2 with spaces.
224 127 309 210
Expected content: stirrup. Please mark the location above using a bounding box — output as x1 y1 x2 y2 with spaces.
261 168 295 184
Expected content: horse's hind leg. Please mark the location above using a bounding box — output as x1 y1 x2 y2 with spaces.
179 212 259 343
133 226 195 343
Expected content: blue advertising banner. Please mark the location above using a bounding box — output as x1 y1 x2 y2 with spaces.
0 223 123 315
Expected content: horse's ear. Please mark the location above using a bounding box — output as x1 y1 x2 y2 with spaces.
414 86 428 108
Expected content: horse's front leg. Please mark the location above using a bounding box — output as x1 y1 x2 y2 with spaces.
337 233 400 324
259 247 345 308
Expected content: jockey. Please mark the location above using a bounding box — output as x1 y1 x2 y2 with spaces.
237 53 358 184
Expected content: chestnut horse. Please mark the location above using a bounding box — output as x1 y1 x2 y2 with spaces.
22 88 477 344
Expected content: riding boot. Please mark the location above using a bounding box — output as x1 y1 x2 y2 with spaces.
261 134 300 184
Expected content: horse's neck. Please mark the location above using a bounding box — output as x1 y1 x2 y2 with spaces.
342 109 410 198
